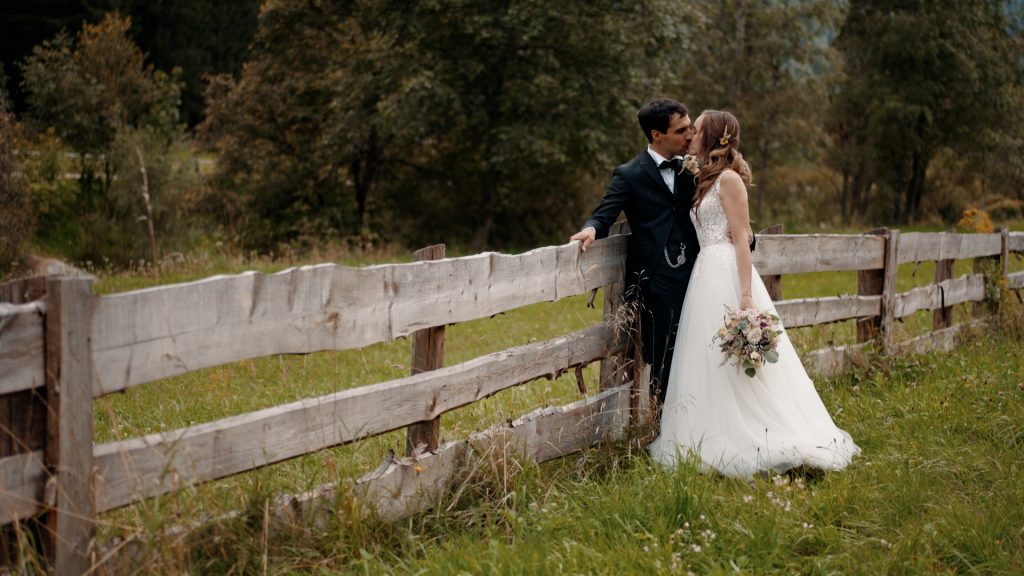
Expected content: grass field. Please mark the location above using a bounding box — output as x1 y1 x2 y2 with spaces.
15 227 1022 573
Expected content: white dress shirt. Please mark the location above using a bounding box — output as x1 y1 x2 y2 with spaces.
647 146 682 194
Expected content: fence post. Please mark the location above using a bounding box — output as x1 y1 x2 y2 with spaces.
758 224 784 300
933 255 954 330
600 221 629 391
406 245 446 456
857 228 899 352
42 276 96 573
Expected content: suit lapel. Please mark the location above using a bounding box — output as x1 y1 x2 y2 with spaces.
639 152 675 200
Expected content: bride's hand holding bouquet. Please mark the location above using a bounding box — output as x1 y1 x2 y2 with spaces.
713 304 783 378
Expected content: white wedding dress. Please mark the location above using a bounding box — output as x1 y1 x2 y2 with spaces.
649 174 860 478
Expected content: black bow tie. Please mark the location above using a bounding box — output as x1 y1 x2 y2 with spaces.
658 158 682 172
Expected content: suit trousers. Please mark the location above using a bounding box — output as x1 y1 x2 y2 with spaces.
638 257 691 407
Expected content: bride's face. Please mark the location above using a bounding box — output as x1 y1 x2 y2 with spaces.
688 115 705 155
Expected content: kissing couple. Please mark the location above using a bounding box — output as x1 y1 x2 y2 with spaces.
571 99 859 478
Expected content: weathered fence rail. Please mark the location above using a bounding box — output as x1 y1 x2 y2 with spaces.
0 228 1021 572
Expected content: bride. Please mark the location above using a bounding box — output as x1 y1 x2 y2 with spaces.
648 110 860 478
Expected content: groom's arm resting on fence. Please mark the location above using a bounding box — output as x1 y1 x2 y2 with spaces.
572 168 629 252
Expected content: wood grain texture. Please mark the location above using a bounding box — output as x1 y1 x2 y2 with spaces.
856 229 891 344
933 259 955 329
0 302 46 396
90 238 627 396
774 295 881 328
895 320 986 356
758 224 785 300
751 234 885 275
406 245 446 456
276 384 630 524
43 277 96 573
893 274 985 319
0 276 47 305
1009 232 1024 254
897 232 1002 264
599 221 630 392
1008 271 1024 290
93 322 624 512
802 343 870 378
0 450 46 525
879 230 900 353
468 383 630 465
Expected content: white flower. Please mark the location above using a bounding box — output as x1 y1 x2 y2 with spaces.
682 154 700 175
745 326 763 343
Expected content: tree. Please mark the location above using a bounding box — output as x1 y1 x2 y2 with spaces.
0 106 35 278
831 0 1018 223
202 0 689 252
669 0 844 225
20 12 190 263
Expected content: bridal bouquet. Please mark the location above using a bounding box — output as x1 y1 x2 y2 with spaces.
713 305 784 377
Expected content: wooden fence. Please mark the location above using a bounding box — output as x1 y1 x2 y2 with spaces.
0 227 1022 572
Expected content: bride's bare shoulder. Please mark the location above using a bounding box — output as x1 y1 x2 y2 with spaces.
719 169 743 185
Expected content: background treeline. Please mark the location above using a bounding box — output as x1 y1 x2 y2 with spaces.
1 0 1022 275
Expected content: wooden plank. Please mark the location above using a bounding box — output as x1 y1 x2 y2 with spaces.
774 295 881 328
278 383 630 525
92 322 625 513
751 234 885 275
895 320 986 356
1008 232 1024 254
897 232 1002 264
99 383 634 571
406 245 446 456
90 237 628 397
893 274 985 319
0 450 46 525
0 301 46 396
469 383 630 465
758 224 784 299
802 343 870 378
43 277 96 573
1009 271 1024 290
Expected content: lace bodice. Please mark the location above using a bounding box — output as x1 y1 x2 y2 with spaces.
690 175 731 248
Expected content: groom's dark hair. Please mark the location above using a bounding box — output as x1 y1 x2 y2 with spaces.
638 99 689 143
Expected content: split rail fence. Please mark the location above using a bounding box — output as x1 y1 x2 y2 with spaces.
0 226 1022 572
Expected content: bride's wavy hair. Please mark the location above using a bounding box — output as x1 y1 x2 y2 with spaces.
692 110 752 220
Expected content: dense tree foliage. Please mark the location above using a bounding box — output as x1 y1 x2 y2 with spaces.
20 14 196 263
201 0 687 251
3 1 1023 271
830 0 1022 223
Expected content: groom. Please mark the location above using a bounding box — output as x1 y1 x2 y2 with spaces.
571 98 749 407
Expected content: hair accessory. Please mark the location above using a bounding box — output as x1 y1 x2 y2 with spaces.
719 130 731 146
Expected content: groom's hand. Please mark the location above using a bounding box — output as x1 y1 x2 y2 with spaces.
726 226 754 246
571 227 597 252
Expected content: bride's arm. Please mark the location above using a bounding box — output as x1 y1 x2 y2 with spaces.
718 171 755 310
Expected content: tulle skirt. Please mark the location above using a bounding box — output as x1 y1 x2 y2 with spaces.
649 244 860 478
